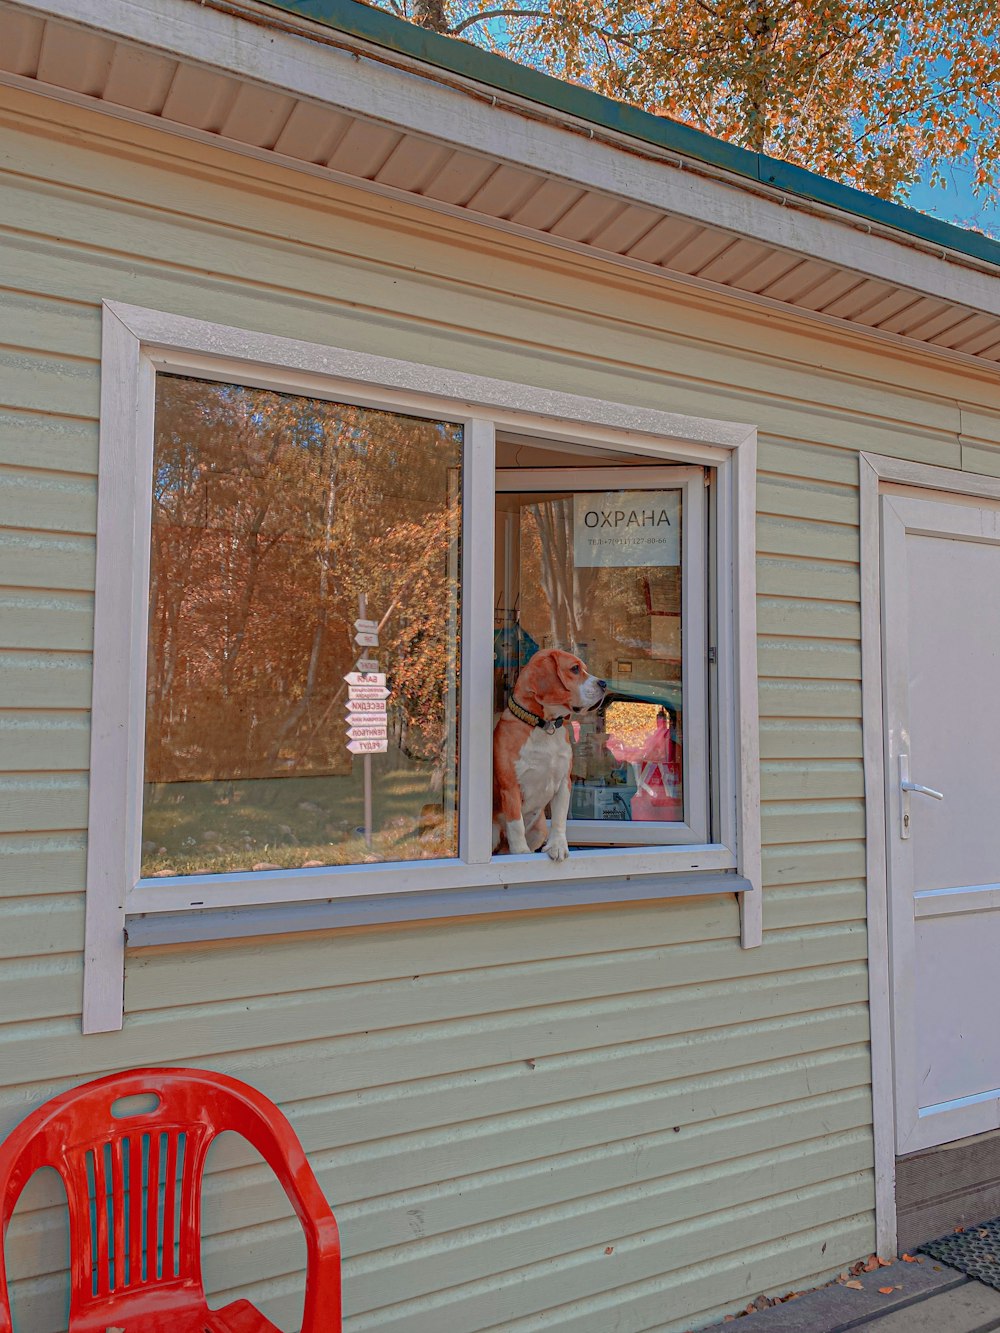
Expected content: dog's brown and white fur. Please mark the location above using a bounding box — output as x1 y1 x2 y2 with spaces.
493 649 606 860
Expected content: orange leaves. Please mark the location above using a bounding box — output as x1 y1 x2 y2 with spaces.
380 0 1000 214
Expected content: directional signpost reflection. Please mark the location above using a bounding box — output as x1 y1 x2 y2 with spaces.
349 598 387 847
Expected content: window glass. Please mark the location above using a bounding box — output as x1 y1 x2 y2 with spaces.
141 375 462 876
496 487 683 830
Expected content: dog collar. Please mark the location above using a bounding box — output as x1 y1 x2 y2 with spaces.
507 695 564 733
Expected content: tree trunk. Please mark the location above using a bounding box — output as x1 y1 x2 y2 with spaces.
413 0 450 31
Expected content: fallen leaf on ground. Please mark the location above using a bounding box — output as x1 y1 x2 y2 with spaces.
901 1253 918 1262
878 1287 894 1295
844 1280 864 1290
878 1257 893 1267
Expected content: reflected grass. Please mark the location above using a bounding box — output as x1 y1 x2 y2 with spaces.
140 764 453 878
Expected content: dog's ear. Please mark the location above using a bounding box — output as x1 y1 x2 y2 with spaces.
518 650 562 710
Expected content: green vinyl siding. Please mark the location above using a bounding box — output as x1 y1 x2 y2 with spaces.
0 79 997 1332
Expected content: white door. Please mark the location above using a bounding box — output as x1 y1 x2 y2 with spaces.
883 489 1000 1154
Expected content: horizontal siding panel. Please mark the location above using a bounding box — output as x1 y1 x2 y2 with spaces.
757 437 860 484
757 475 859 526
758 678 861 718
0 169 956 431
0 347 99 418
0 468 96 534
762 798 864 845
0 650 91 708
758 637 861 681
0 955 81 1023
962 443 1000 479
129 922 863 1017
757 555 858 602
9 1071 873 1269
765 881 866 927
0 773 88 833
0 289 100 360
0 894 83 955
7 959 869 1089
761 759 863 800
0 833 86 896
757 514 858 562
0 532 94 592
488 1216 873 1333
129 899 747 996
0 409 97 474
0 712 90 770
760 719 862 759
1 1008 869 1158
758 595 860 640
763 839 866 885
0 591 93 650
346 1173 874 1331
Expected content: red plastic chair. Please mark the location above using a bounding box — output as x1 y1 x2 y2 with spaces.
0 1067 341 1333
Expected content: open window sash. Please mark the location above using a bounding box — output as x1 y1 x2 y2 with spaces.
495 466 709 846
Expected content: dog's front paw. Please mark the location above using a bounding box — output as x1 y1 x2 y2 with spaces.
543 833 569 862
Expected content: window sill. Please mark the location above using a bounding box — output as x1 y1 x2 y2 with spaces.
127 843 738 913
125 869 752 947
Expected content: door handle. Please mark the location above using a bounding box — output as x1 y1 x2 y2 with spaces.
899 755 943 839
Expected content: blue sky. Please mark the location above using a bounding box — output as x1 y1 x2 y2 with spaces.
906 161 1000 241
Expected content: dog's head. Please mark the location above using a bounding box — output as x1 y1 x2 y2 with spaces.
514 649 606 719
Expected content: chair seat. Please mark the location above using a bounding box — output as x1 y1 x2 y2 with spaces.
71 1295 282 1333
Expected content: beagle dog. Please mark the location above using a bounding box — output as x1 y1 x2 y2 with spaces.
493 648 606 860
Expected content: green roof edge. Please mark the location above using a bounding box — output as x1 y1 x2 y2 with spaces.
260 0 1000 273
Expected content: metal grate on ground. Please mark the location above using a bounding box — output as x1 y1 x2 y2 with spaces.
921 1217 1000 1291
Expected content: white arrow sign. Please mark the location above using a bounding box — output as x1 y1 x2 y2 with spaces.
348 738 388 754
356 657 379 671
355 631 379 647
348 723 388 740
344 671 386 687
355 618 378 632
346 699 388 715
349 686 390 701
348 712 387 726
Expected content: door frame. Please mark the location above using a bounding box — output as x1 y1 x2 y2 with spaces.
860 451 1000 1257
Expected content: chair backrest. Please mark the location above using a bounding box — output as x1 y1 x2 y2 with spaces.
0 1068 334 1329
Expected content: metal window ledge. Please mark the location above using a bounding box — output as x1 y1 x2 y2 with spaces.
125 871 750 947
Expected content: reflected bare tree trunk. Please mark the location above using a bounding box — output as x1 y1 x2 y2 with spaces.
530 499 598 650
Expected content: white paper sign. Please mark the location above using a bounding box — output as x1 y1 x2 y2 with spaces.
573 490 680 568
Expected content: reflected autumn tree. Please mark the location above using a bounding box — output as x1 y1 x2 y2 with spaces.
146 376 462 792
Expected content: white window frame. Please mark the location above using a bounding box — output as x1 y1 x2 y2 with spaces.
84 302 762 1033
495 465 708 845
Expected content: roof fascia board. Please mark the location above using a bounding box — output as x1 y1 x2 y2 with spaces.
256 0 1000 273
11 0 1000 321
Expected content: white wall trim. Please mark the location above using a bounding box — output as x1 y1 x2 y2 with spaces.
859 450 1000 1255
84 300 761 1033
